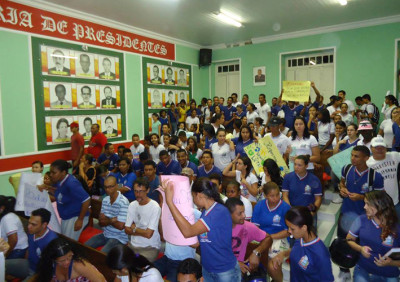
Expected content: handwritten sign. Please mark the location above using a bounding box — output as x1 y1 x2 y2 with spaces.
282 81 311 102
244 136 289 177
157 175 198 246
328 147 353 178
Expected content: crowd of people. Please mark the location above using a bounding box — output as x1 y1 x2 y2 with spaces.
3 85 400 281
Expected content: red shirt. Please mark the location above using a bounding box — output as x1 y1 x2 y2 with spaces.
88 132 107 159
70 133 84 161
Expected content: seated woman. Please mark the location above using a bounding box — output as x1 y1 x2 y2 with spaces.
258 158 283 200
0 196 28 259
347 190 400 281
35 237 106 281
78 153 96 194
115 157 137 202
106 244 163 281
252 182 290 282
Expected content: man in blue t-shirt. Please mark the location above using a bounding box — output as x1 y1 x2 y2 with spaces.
5 208 58 280
97 143 119 172
197 151 222 178
223 97 237 130
277 90 304 128
157 150 181 175
144 160 161 203
177 149 198 178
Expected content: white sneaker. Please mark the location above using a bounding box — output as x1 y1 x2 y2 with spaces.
332 196 343 204
338 270 351 282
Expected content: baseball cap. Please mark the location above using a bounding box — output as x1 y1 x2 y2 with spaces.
269 117 281 126
70 122 79 129
371 136 386 147
358 120 373 131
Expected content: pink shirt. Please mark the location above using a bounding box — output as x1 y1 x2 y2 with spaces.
232 220 266 262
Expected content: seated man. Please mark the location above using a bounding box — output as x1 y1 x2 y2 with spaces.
6 208 58 281
157 150 182 175
177 149 198 178
225 180 253 220
226 198 271 277
85 176 129 253
97 143 119 172
177 258 203 282
125 178 161 262
143 160 161 203
197 151 222 177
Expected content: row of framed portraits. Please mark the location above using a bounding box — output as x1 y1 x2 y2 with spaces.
146 63 189 87
45 114 122 145
147 88 189 109
41 46 120 81
43 81 120 110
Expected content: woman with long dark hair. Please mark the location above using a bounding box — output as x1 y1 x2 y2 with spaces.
163 177 241 281
106 245 163 281
78 153 96 193
347 190 400 281
35 238 105 282
232 125 255 158
316 108 335 151
382 94 399 120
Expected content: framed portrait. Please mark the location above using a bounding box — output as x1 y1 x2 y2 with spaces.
100 114 121 138
76 84 97 109
100 85 119 109
148 88 164 109
165 90 176 108
177 90 189 104
45 82 73 110
253 66 266 86
98 55 118 80
75 52 95 78
78 115 98 140
164 66 176 86
46 116 74 144
43 46 72 77
147 63 163 85
176 68 189 87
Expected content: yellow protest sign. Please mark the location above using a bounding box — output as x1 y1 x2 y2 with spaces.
282 81 311 102
244 136 289 177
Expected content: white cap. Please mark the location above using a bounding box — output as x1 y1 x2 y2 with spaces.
371 136 386 148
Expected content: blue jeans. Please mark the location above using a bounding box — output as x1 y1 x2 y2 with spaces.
84 233 124 254
153 255 181 282
202 262 241 282
353 264 399 282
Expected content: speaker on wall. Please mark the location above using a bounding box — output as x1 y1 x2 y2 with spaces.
199 49 212 67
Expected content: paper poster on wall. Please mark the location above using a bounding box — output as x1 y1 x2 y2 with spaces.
176 68 189 87
100 85 119 109
45 116 74 144
165 90 176 108
101 114 121 138
164 66 176 86
98 55 118 81
76 84 97 109
41 46 74 77
148 88 164 109
75 52 96 78
78 115 98 140
282 81 311 102
253 66 266 86
147 63 163 84
43 81 73 110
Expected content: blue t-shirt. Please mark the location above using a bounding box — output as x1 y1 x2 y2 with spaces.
156 160 182 175
28 228 58 271
198 165 222 178
281 104 304 128
55 174 90 220
131 159 143 175
204 137 217 150
271 105 281 116
392 122 400 149
199 203 237 273
146 176 161 203
252 199 290 235
168 109 179 123
290 237 334 282
349 214 400 277
339 138 359 151
159 116 169 126
224 106 237 128
97 153 119 171
236 111 246 119
115 171 137 201
304 117 316 132
184 161 199 176
341 166 384 215
232 137 254 158
282 172 322 207
186 108 202 118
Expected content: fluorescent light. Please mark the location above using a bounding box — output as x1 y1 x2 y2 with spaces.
338 0 347 6
216 11 242 27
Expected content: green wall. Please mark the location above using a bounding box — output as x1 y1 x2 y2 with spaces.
211 22 400 105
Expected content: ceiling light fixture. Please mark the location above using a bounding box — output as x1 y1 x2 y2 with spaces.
338 0 347 6
215 11 242 27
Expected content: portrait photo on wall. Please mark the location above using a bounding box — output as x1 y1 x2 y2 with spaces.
44 47 72 77
46 116 74 144
177 90 189 104
253 66 266 86
165 90 176 108
101 114 120 138
164 66 176 86
148 88 164 109
78 115 98 140
147 63 163 84
100 85 119 109
75 52 95 78
98 55 117 80
46 82 73 110
76 84 97 109
177 68 189 87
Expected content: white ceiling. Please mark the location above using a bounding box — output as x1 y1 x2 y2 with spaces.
38 0 400 47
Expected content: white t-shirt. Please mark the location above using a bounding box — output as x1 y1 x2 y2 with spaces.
149 144 165 164
185 116 200 129
327 105 339 116
129 143 145 159
232 129 240 138
357 139 371 152
317 121 335 146
241 195 253 220
266 133 291 156
380 119 394 148
281 127 290 136
246 111 259 124
383 105 396 120
340 113 354 126
204 108 212 124
332 134 347 148
211 143 235 171
364 103 375 115
257 103 271 125
0 213 28 250
367 152 400 205
138 267 164 282
344 99 355 113
125 200 161 249
290 135 319 170
235 170 259 202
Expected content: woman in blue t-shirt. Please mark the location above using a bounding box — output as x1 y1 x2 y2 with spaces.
347 190 400 281
163 177 240 282
114 157 136 201
231 125 255 158
333 123 359 154
271 206 334 282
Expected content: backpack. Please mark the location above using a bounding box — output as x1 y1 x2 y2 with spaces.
365 103 380 124
343 164 375 192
